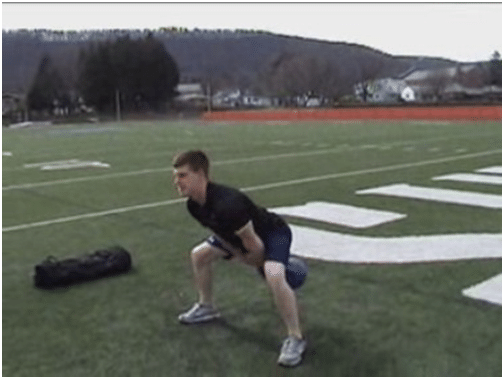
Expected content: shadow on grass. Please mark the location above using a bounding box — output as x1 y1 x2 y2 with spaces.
161 310 396 376
159 314 281 375
303 324 397 376
214 318 280 353
161 315 279 353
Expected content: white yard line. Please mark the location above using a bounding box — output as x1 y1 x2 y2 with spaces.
432 173 502 185
3 149 501 233
41 161 111 170
2 199 185 232
2 148 352 191
3 132 500 190
290 224 501 306
289 224 502 263
357 183 502 209
24 159 81 168
242 150 501 192
476 166 502 175
3 166 171 190
462 274 502 305
270 202 406 228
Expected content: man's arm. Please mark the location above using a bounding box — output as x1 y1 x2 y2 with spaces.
235 220 265 268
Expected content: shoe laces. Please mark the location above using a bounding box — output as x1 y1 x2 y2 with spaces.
282 336 299 354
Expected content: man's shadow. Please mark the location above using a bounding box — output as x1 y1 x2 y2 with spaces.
215 319 396 376
214 318 280 353
303 324 396 376
164 305 395 376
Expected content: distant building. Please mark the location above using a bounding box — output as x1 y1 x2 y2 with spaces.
212 89 273 109
441 83 502 102
242 94 272 108
174 83 207 107
369 79 401 103
2 93 26 124
2 93 23 115
355 62 501 103
212 89 242 108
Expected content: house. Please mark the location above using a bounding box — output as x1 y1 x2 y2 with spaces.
355 62 499 103
2 93 26 124
212 89 274 109
242 94 272 108
174 83 207 107
364 78 415 103
2 93 23 116
441 83 501 102
212 89 242 108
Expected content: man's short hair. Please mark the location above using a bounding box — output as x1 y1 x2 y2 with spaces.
173 150 210 178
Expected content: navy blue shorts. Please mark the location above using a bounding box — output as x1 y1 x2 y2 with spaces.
206 226 292 266
261 226 292 266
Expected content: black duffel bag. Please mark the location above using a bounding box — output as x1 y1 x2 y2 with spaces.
34 246 132 289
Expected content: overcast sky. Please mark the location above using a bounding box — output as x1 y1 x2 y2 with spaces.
2 2 502 62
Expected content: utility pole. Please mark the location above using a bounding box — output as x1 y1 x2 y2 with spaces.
206 83 212 113
22 94 29 122
115 89 121 122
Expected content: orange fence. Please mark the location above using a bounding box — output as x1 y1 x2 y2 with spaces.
202 105 502 122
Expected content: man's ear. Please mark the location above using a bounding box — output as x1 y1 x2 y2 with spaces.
194 168 207 180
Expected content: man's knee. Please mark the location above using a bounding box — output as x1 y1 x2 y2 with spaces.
264 261 286 286
191 242 222 266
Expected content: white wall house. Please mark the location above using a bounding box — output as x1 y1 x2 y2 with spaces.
354 62 499 103
365 78 412 103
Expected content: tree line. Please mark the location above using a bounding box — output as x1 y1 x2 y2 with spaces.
27 34 180 115
20 30 502 117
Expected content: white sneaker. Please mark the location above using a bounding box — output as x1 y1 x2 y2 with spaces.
178 303 221 324
277 336 307 367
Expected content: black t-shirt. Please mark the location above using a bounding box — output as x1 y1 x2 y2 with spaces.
187 182 286 250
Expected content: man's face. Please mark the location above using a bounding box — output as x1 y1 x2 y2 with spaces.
173 164 204 198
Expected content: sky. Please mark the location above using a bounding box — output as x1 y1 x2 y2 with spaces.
2 2 502 62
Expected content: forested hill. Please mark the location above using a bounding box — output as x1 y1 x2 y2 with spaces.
3 29 458 96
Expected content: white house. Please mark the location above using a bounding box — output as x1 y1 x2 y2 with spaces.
174 83 207 107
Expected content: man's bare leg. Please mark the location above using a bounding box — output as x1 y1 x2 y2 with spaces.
191 242 225 305
178 243 225 324
263 260 303 339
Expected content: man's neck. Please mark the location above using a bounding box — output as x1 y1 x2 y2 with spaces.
192 180 209 206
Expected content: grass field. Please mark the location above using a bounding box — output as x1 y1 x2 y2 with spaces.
2 119 502 376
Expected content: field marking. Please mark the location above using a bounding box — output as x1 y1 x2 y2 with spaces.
2 198 185 232
3 166 172 191
48 126 124 135
2 129 500 190
24 159 81 168
2 149 501 233
270 202 406 228
3 147 361 191
289 225 502 305
476 166 502 175
5 144 407 190
23 159 111 171
289 224 502 263
242 149 501 192
462 274 502 305
41 161 110 170
357 183 502 209
432 173 502 185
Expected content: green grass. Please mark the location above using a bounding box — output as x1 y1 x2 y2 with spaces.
3 119 502 376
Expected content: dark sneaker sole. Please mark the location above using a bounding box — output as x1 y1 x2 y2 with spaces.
278 354 303 367
277 340 307 367
178 313 221 325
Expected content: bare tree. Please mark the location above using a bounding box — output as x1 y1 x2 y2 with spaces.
259 51 344 100
422 70 453 101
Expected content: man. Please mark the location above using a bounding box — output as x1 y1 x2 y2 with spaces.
173 150 306 367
